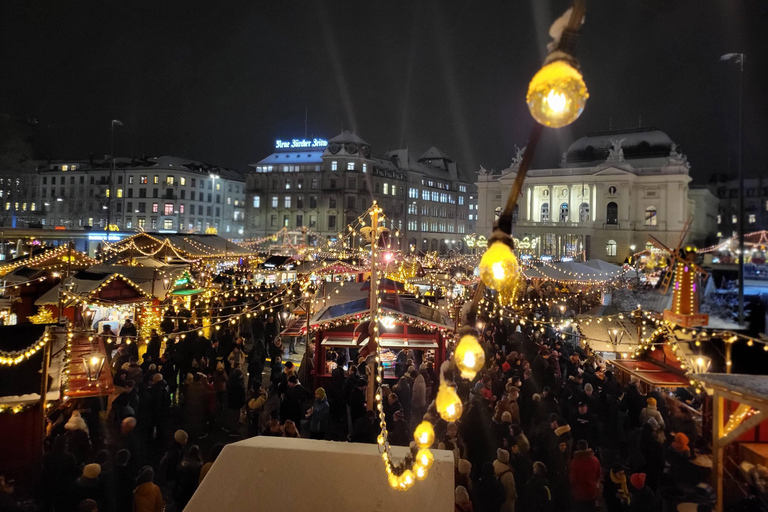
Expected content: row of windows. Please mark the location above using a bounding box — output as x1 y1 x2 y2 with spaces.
533 202 658 226
41 174 237 192
2 202 37 211
41 186 233 204
718 213 762 225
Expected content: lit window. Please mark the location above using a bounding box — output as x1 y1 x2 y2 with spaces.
180 204 185 214
105 189 110 198
152 203 159 213
331 161 338 171
22 203 27 211
117 189 123 198
732 215 738 224
216 183 220 191
606 240 617 257
272 196 278 208
347 162 355 171
362 164 367 173
644 206 657 226
717 214 722 224
285 180 291 190
62 165 69 171
31 203 36 211
284 196 291 208
164 204 173 215
391 185 396 196
166 176 174 186
180 177 186 186
749 214 756 224
153 176 159 184
128 176 134 185
163 219 173 230
383 183 389 194
141 176 148 184
253 196 261 208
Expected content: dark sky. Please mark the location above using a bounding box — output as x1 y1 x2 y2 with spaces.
1 0 766 183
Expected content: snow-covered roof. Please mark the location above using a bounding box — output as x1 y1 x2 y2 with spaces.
565 128 675 164
253 150 324 166
419 146 452 162
693 373 768 402
328 131 369 146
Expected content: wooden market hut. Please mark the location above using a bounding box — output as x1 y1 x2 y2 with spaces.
311 291 452 388
0 324 64 487
694 373 768 512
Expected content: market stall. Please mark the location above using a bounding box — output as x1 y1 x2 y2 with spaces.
311 293 452 387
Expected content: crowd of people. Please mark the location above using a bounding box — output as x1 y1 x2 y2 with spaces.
4 277 709 512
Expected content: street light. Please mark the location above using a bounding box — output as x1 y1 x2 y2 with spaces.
721 52 745 327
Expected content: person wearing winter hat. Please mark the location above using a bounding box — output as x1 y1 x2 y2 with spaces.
133 466 164 512
65 411 92 465
69 464 101 510
159 431 186 483
494 449 517 512
307 386 330 440
526 461 553 512
670 432 690 455
639 397 665 429
629 473 655 512
455 459 473 497
455 485 473 512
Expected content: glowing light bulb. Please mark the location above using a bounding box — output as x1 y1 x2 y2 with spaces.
414 464 428 481
399 470 415 490
527 59 589 128
436 383 463 422
416 448 434 469
454 330 485 380
479 240 521 299
388 472 399 489
414 421 435 448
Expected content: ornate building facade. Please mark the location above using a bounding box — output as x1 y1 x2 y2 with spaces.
476 128 718 262
246 131 476 253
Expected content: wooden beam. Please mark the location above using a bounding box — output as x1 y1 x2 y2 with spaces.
713 392 725 512
710 386 768 411
717 410 765 448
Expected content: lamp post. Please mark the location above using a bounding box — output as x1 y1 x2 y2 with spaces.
720 53 745 327
107 120 123 231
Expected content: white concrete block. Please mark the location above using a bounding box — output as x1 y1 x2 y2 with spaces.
186 437 455 512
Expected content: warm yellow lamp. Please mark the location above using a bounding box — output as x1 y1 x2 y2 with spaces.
414 421 435 448
414 464 429 481
400 470 415 490
479 237 521 298
454 329 485 380
388 472 399 489
526 59 588 128
436 383 463 422
416 448 434 470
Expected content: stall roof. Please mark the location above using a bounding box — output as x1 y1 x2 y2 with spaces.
693 373 768 402
311 294 452 330
611 358 691 387
261 255 295 269
35 271 154 306
0 324 49 400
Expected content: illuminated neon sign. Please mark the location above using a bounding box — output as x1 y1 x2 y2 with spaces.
275 138 328 149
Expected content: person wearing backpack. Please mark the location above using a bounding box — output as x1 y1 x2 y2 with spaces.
494 449 518 512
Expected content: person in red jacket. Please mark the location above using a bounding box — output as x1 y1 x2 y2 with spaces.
569 440 602 512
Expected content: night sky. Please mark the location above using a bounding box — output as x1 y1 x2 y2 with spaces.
1 0 766 183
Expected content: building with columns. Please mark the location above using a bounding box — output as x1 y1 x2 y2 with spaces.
476 128 718 262
246 131 476 253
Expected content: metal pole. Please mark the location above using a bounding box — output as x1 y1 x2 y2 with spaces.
367 204 378 411
108 122 114 231
39 327 51 447
737 55 745 327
